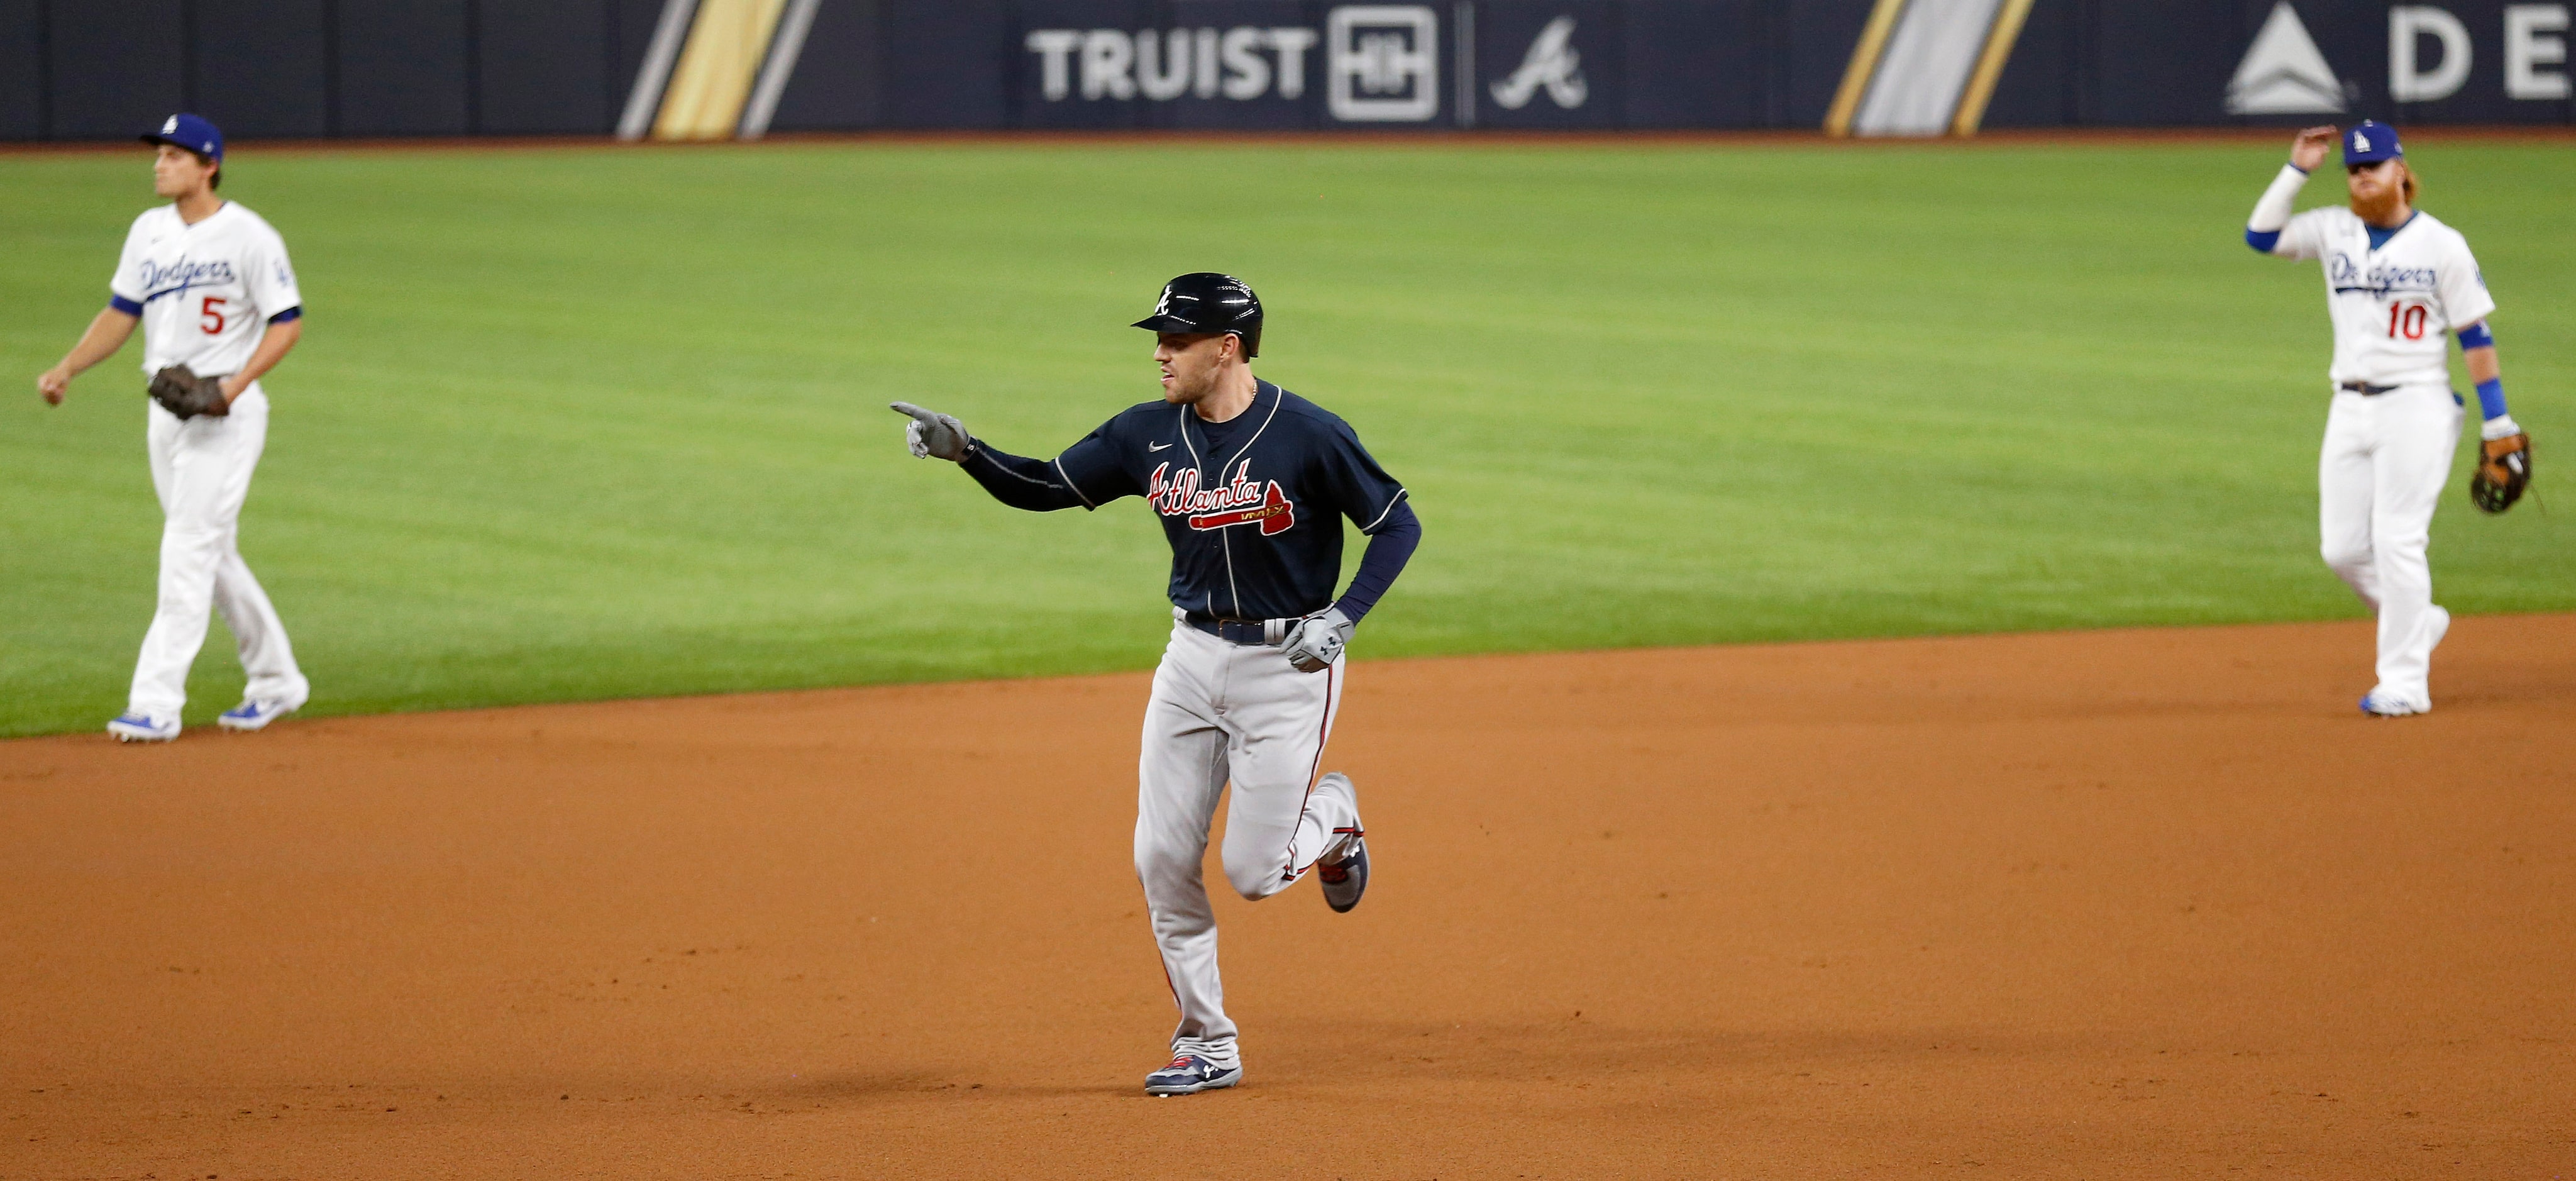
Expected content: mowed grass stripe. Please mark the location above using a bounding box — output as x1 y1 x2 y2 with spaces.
0 141 2565 735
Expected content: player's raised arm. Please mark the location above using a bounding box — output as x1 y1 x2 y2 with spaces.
2245 125 2335 257
887 401 1121 511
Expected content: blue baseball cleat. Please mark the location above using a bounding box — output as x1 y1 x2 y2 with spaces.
2358 692 2426 718
106 713 179 742
217 696 302 731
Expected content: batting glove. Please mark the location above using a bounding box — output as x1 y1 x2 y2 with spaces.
1282 606 1354 674
890 401 973 462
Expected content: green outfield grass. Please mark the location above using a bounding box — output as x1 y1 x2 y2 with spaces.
1 138 2568 736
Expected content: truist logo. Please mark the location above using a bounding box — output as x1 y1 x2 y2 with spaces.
137 255 236 297
1022 4 1441 123
1150 460 1297 536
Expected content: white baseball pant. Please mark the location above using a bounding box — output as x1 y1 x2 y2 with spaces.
128 384 308 719
1135 615 1352 1057
2318 384 2462 709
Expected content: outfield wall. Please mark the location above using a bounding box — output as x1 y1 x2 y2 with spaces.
3 1 2569 143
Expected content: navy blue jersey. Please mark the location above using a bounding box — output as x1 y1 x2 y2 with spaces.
963 381 1408 621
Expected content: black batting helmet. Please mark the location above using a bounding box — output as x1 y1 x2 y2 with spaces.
1132 272 1262 358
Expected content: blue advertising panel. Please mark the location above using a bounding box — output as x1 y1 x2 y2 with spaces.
478 0 615 135
883 0 1011 128
1014 2 1454 129
1015 0 1158 128
1154 0 1327 130
768 0 885 131
0 0 47 140
338 0 471 135
1473 1 1622 128
47 0 182 140
194 0 331 138
4 0 2572 140
1621 0 1767 128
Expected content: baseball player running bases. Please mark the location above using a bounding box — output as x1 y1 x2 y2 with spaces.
35 114 312 741
2242 121 2533 716
890 273 1423 1095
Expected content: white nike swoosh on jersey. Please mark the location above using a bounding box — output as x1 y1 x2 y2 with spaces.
1149 442 1173 452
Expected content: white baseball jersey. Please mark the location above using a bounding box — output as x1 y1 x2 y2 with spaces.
109 201 302 378
2270 207 2493 389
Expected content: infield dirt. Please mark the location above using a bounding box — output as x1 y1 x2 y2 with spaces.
4 617 2572 1178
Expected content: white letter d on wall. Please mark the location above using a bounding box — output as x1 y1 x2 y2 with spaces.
2390 6 2473 101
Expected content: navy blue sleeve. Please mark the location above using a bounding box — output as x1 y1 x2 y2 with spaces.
1048 418 1145 509
961 445 1088 511
2245 228 2282 253
108 294 143 316
1315 418 1409 533
1332 499 1418 623
958 417 1141 513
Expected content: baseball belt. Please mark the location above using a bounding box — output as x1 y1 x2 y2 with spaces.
2338 380 2402 396
1176 608 1295 647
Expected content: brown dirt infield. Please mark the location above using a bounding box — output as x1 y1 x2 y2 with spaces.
3 616 2572 1178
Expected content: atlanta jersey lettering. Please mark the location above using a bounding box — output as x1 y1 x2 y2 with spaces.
2270 207 2493 389
975 381 1408 621
109 201 303 379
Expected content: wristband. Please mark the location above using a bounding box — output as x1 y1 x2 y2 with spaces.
2475 378 2509 423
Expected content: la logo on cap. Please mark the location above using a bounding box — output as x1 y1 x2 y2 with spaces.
162 115 178 133
2352 129 2367 150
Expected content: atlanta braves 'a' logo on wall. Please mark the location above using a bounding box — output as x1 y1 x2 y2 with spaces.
1150 460 1296 535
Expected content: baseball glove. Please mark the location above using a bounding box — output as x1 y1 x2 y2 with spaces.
148 365 230 420
2470 432 2532 514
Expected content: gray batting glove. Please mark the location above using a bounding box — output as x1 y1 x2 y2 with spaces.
1282 606 1354 674
889 402 972 462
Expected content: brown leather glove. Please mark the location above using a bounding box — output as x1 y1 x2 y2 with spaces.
2470 432 2532 514
148 364 231 421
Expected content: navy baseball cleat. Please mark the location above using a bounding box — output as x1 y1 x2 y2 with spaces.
1312 772 1368 913
1318 829 1367 913
1145 1053 1242 1097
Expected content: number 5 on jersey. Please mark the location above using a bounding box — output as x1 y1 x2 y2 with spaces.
201 296 228 335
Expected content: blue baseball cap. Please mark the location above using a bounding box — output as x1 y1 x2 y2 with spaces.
2341 120 2402 165
141 113 223 162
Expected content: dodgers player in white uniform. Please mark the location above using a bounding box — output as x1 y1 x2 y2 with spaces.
36 114 312 741
2243 122 2526 716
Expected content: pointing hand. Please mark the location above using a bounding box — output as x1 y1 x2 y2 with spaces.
890 402 972 462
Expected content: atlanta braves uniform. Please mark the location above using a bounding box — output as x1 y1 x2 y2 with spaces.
2245 123 2512 714
108 136 311 731
891 274 1422 1095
